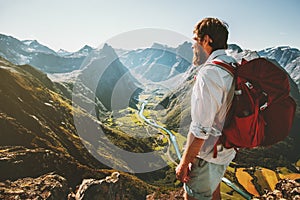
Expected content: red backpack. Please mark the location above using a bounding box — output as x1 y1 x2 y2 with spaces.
212 58 296 155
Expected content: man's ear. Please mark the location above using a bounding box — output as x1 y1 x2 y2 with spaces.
203 35 213 47
205 35 213 47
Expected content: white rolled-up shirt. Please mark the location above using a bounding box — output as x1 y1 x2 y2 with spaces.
188 49 237 165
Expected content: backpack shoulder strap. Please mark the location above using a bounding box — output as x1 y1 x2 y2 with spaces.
212 60 237 158
212 60 236 77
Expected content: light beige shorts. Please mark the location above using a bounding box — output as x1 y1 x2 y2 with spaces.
184 158 227 200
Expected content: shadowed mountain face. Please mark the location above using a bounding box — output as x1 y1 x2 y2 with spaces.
77 44 142 112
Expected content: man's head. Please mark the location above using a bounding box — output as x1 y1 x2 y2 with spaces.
193 17 229 54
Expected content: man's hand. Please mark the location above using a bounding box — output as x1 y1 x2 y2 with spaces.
175 133 204 183
175 163 191 183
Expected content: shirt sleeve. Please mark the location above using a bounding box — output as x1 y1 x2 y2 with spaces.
189 66 225 139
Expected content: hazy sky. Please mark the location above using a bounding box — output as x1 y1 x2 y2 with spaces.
1 0 299 52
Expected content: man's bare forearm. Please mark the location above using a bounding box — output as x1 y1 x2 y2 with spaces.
179 133 204 166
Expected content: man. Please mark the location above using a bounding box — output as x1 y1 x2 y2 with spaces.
176 17 237 200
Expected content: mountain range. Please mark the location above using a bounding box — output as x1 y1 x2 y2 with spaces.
1 33 300 91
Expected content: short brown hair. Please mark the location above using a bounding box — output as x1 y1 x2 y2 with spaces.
193 17 229 51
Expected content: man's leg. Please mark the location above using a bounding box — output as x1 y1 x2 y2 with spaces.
183 158 227 200
184 191 198 200
184 184 221 200
212 184 221 200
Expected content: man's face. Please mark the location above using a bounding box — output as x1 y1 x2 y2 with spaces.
192 42 208 66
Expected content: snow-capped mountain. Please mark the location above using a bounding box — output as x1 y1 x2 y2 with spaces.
55 45 93 57
56 49 72 56
22 39 56 54
258 46 300 68
119 41 193 82
67 45 94 58
258 46 300 90
0 34 93 73
285 57 300 89
0 34 32 65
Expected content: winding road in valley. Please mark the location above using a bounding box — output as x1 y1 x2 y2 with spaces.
138 100 252 200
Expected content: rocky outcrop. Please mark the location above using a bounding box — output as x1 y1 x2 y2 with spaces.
146 188 184 200
0 173 69 200
0 146 155 199
68 172 121 200
0 146 92 186
253 179 300 200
